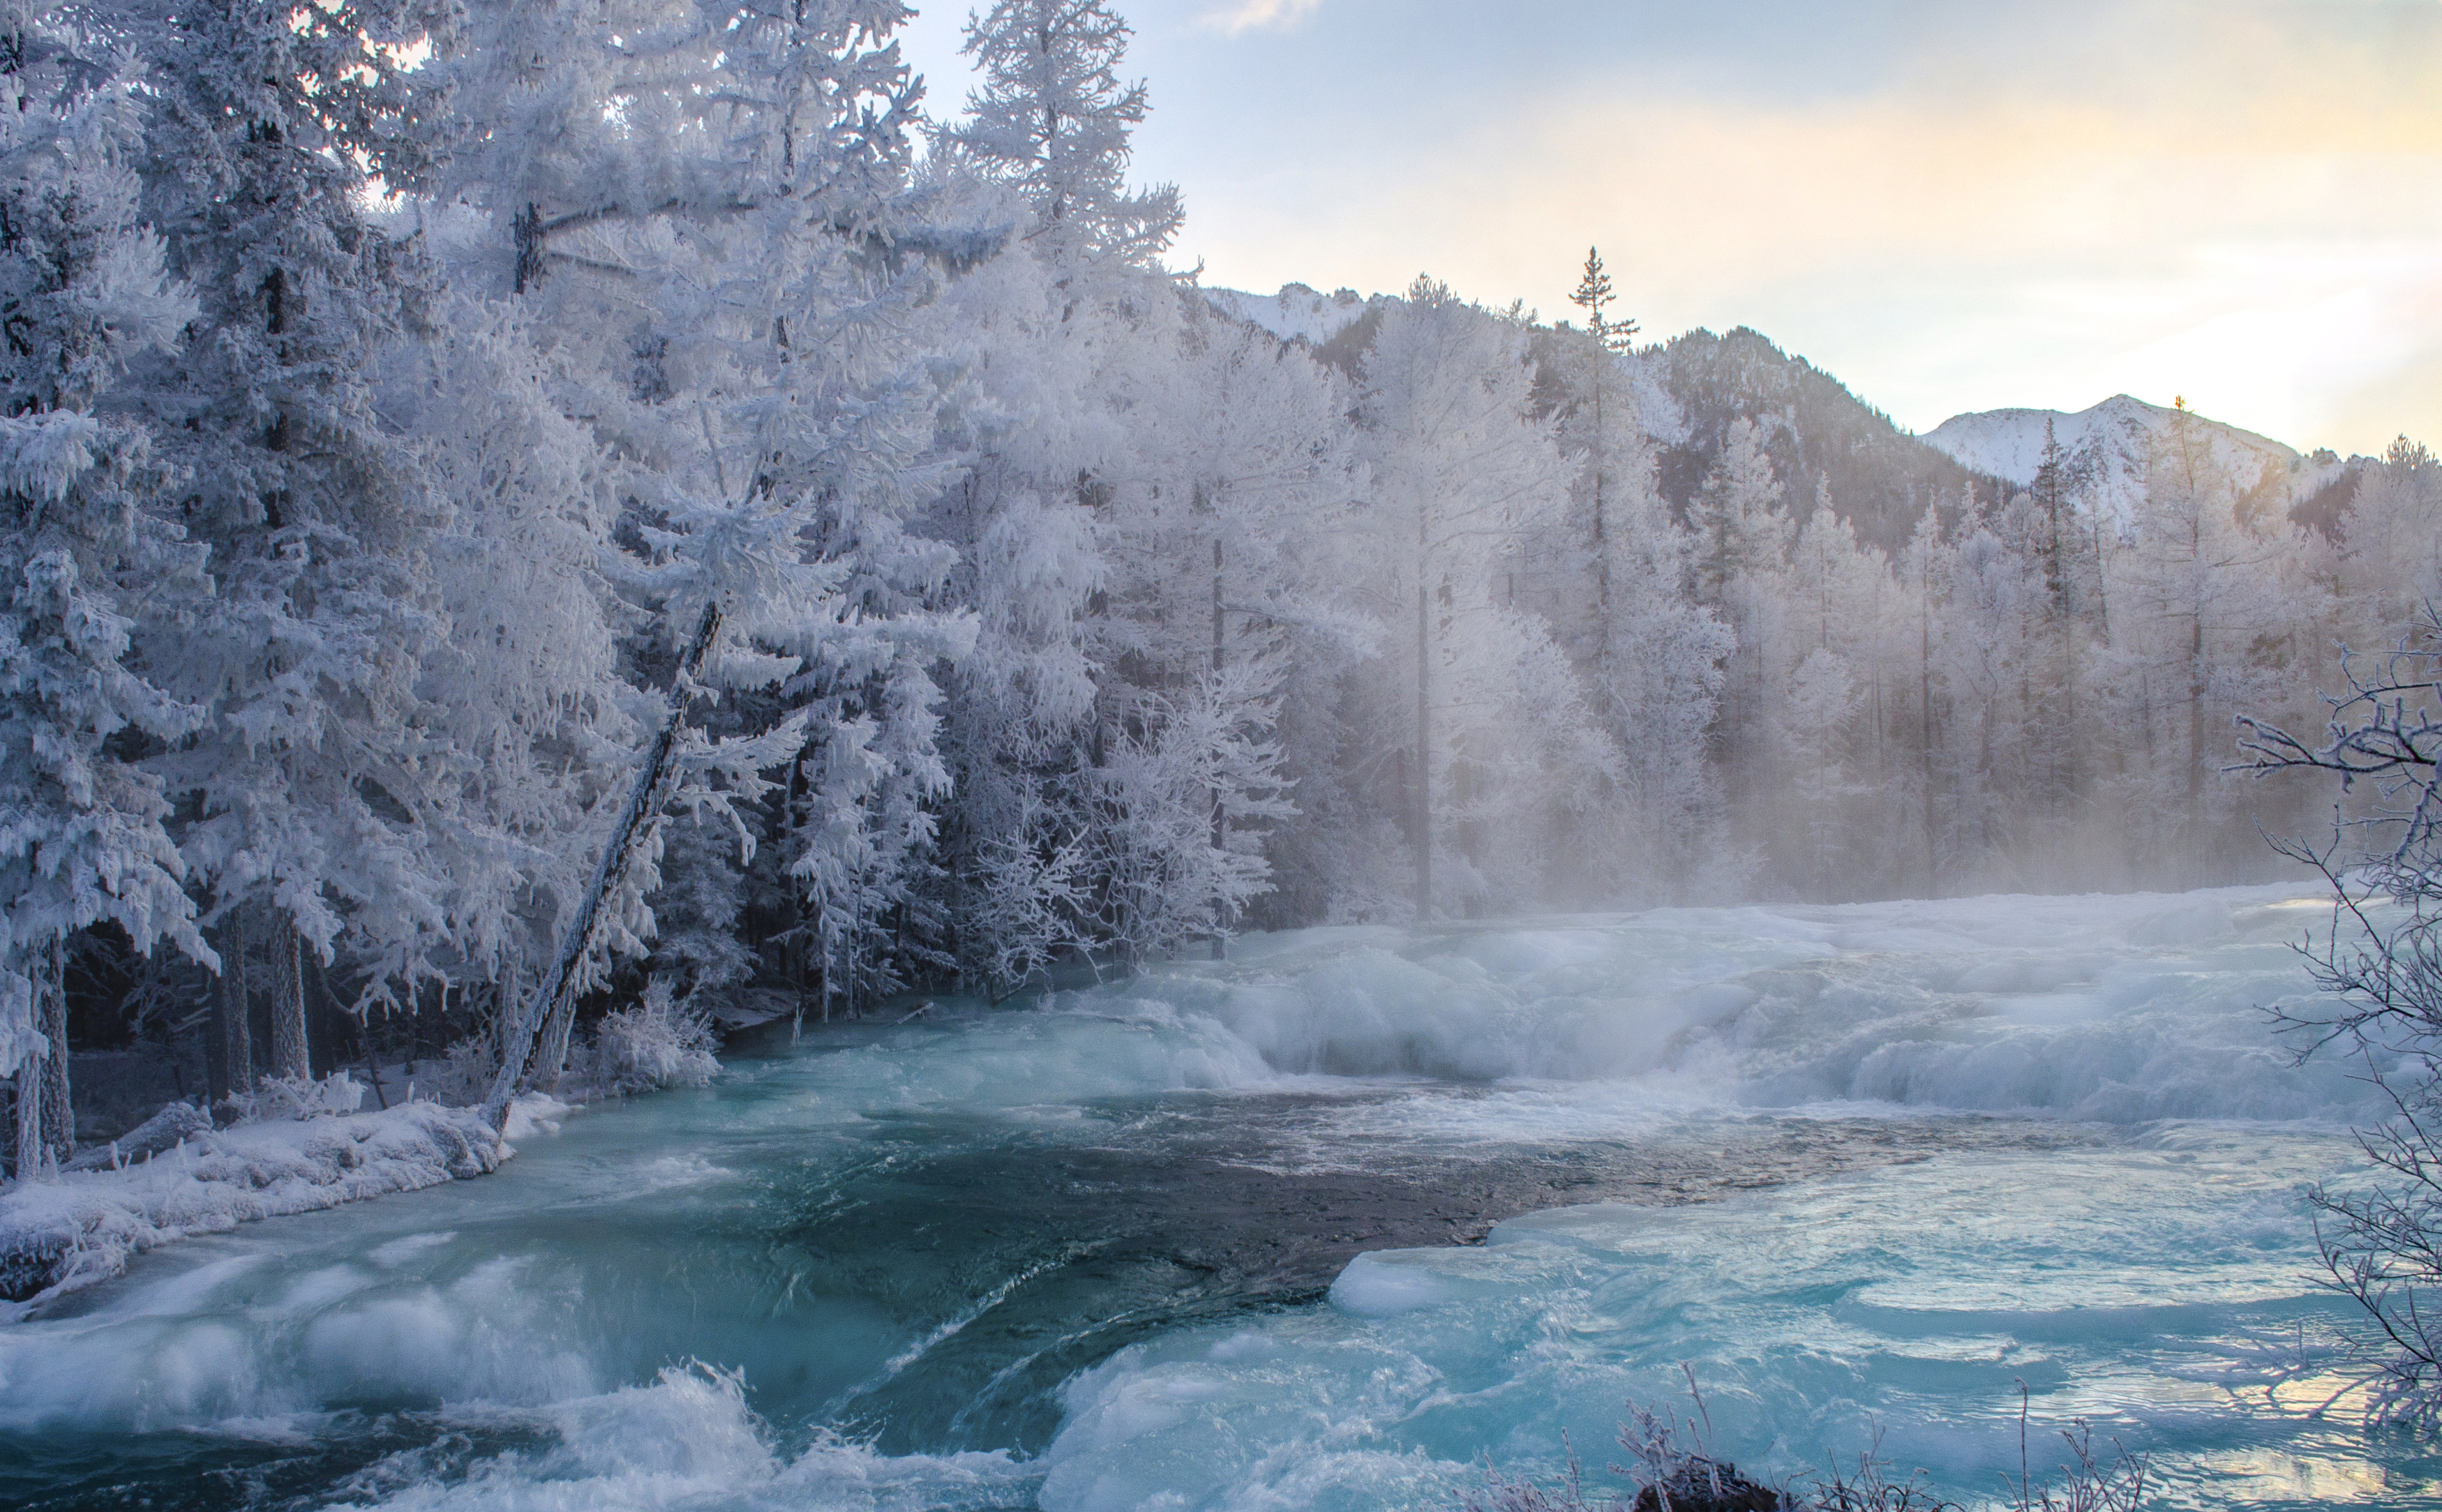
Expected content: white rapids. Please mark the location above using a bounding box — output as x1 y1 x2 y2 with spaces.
3 883 2433 1510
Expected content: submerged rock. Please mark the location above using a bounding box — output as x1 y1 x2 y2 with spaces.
1631 1459 1789 1511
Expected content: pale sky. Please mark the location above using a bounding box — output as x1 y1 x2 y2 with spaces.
897 0 2442 458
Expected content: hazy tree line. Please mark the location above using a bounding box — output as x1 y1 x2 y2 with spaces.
1666 400 2440 903
0 0 2429 1167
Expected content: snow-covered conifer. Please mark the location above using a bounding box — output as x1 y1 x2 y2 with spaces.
1536 322 1728 900
936 0 1182 268
438 0 973 1086
1767 499 1893 892
1689 416 1789 853
2110 399 2290 874
1356 277 1580 918
2337 437 2442 642
1086 663 1294 961
377 296 643 1016
0 8 206 1174
117 0 461 1083
916 3 1229 980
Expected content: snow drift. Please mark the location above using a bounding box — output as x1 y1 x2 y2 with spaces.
0 1096 514 1317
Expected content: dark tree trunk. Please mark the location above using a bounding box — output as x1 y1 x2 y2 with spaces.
12 1064 39 1181
216 921 253 1100
268 920 310 1082
40 939 71 1160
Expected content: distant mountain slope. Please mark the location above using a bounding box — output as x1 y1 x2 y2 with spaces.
1634 327 2002 553
1925 394 2344 528
1201 283 1374 347
1201 290 2007 554
1198 288 2362 553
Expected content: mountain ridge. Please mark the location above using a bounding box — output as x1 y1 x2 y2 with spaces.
1200 283 2363 547
1924 394 2349 530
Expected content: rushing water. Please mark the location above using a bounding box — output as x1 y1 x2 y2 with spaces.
6 885 2441 1510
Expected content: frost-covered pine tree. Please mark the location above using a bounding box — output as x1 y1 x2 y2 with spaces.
437 0 975 1089
919 0 1257 982
2108 398 2288 875
1536 315 1727 901
2333 437 2442 648
0 6 207 1175
1896 505 1952 893
936 0 1183 269
1931 497 2036 881
915 232 1116 989
1688 416 1788 853
374 293 643 1026
1086 661 1295 963
1084 305 1377 951
1356 277 1581 918
1563 247 1635 682
1124 309 1365 930
117 0 460 1086
1769 498 1893 892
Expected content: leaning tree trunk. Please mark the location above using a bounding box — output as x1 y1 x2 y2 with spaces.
484 604 722 1130
40 939 71 1160
534 961 584 1093
267 920 310 1083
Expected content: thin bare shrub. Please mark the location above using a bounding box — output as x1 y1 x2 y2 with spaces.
2240 603 2442 1426
1463 1370 2148 1512
2000 1382 2146 1512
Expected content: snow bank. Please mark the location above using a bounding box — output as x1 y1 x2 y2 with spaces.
0 1096 524 1317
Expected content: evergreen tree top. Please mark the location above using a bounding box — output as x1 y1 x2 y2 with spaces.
1570 246 1637 354
937 0 1182 267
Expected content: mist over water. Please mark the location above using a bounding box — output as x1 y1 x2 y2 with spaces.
6 884 2436 1510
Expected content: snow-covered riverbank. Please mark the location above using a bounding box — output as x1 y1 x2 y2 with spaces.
0 1095 552 1318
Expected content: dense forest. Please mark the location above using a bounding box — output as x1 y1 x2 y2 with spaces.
2 0 2435 1170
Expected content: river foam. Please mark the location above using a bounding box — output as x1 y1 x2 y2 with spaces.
5 883 2431 1510
1042 1123 2388 1511
1080 884 2377 1124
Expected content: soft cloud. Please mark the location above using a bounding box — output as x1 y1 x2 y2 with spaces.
1196 0 1322 36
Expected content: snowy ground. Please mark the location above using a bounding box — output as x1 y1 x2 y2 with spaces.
0 1094 559 1319
2 980 723 1318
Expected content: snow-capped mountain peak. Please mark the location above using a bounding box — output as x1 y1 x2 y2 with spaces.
1924 394 2334 527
